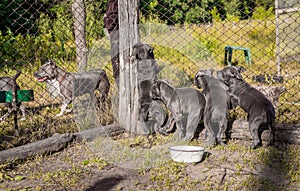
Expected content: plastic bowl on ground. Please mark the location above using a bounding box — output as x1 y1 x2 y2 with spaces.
169 145 205 163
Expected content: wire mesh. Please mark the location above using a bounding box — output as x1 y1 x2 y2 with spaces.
0 0 299 154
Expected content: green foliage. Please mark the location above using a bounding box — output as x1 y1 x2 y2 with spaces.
210 7 222 22
0 0 41 35
254 0 274 10
0 0 107 67
140 0 214 24
0 0 277 68
252 6 274 19
85 0 107 43
140 0 274 25
0 30 36 68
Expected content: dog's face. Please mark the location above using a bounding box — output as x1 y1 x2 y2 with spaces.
34 60 57 82
220 66 245 83
133 43 154 61
194 69 214 88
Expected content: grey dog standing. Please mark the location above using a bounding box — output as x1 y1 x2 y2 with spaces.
194 69 231 146
34 60 110 116
219 66 275 149
150 79 206 141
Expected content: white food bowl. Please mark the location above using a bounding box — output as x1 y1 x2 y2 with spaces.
169 145 205 163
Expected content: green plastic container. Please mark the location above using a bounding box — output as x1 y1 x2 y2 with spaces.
0 91 6 103
5 90 34 103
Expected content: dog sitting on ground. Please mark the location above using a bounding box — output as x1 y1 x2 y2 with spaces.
134 43 169 137
145 100 169 135
34 60 110 116
139 79 171 136
219 66 275 149
150 79 206 141
194 69 231 146
0 75 26 121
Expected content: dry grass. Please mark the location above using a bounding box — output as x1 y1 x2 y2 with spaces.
0 136 299 190
0 18 299 190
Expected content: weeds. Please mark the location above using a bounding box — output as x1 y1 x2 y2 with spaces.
0 18 299 190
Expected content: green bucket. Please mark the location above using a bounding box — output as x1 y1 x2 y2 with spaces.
0 91 6 103
5 90 34 103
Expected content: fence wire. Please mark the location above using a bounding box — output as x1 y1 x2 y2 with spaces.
0 0 299 150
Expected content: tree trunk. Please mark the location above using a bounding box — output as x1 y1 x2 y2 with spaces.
0 124 124 164
72 0 88 72
118 0 141 134
0 133 73 164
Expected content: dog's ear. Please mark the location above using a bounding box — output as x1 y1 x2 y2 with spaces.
132 44 140 60
151 79 161 96
153 79 158 87
145 44 154 59
208 69 214 76
217 70 224 81
195 70 204 77
232 68 243 80
235 66 246 73
194 71 199 79
194 72 203 88
155 80 161 89
49 60 56 67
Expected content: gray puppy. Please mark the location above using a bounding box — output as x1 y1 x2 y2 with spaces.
34 60 110 116
0 75 26 121
138 79 170 136
146 100 169 135
219 66 275 149
194 69 231 146
150 79 206 141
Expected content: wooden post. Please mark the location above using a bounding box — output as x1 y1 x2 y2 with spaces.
72 0 88 72
12 68 21 136
118 0 141 134
275 0 281 76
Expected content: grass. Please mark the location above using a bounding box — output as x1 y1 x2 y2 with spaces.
0 17 298 152
0 17 299 189
0 133 299 190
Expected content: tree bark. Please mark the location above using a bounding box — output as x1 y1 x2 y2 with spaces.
1 121 299 164
72 0 88 72
0 133 73 164
118 0 141 134
0 124 125 164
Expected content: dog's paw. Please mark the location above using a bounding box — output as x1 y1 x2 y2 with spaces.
204 139 217 148
218 141 227 146
20 117 26 121
158 129 169 136
265 140 275 147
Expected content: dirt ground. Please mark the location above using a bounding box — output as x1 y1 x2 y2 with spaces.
1 136 300 191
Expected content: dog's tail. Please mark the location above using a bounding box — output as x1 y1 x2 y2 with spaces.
97 69 110 102
268 115 276 146
211 121 219 138
265 109 276 147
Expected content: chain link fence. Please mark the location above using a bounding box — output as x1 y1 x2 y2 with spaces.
0 0 299 150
